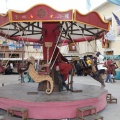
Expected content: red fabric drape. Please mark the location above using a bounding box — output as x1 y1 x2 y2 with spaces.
0 65 4 73
52 47 68 65
58 62 72 81
42 22 60 60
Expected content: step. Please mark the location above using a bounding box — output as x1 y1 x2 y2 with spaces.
107 96 117 103
83 114 103 120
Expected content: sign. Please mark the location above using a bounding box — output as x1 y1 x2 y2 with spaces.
2 41 8 46
8 42 16 50
33 43 41 50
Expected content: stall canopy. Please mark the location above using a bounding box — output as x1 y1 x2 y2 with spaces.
0 4 110 43
104 55 120 60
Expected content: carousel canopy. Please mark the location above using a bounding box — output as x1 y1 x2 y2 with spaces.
0 4 110 43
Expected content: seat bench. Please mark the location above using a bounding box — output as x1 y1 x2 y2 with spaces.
7 106 28 120
76 105 97 120
107 93 117 104
76 105 104 120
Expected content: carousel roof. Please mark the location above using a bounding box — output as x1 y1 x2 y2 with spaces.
0 4 110 43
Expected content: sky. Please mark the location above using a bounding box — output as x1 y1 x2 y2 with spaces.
0 0 107 14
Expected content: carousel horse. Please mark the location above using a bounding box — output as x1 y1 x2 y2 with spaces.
81 58 92 76
81 55 106 88
27 56 54 94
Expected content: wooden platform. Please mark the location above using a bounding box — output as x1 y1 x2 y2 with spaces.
0 83 107 119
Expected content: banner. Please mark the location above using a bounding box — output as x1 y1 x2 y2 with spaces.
102 36 109 48
16 41 22 49
8 42 16 50
105 25 116 41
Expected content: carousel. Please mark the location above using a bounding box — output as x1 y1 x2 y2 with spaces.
0 4 110 119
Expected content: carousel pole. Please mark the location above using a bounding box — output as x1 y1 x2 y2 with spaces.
21 42 24 83
45 42 52 64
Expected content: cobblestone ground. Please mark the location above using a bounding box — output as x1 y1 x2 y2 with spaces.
0 74 120 120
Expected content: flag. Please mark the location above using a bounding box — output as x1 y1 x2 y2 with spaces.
86 0 91 11
107 0 120 6
102 36 109 48
112 12 120 25
105 25 116 41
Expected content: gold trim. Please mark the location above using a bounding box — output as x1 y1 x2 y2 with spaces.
0 11 11 27
0 12 9 17
10 20 73 23
0 22 10 27
8 10 12 22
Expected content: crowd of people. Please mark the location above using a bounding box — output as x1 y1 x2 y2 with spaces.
0 62 14 75
73 51 118 87
0 51 118 90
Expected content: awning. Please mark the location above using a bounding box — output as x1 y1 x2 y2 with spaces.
0 58 23 61
0 56 43 61
104 55 120 60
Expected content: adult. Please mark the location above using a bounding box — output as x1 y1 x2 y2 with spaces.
94 52 107 88
56 60 72 91
104 58 118 83
75 61 82 76
95 52 107 73
10 63 13 74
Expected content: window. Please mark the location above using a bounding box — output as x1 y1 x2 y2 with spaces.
9 54 19 58
104 50 114 55
69 43 77 51
0 53 5 58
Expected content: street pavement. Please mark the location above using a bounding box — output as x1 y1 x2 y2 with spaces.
0 74 120 120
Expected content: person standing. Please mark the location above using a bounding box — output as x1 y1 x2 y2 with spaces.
104 58 118 83
75 61 82 76
94 52 107 88
10 62 13 74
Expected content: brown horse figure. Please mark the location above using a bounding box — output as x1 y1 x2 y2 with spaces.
82 57 106 88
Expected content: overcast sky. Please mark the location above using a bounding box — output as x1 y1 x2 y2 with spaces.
0 0 107 14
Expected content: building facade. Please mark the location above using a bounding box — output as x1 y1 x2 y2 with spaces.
93 1 120 67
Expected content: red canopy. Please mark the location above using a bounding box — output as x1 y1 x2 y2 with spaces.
0 4 110 43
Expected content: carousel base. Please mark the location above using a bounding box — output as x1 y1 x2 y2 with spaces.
0 82 107 119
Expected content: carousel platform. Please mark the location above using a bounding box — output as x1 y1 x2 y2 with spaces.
0 82 107 119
